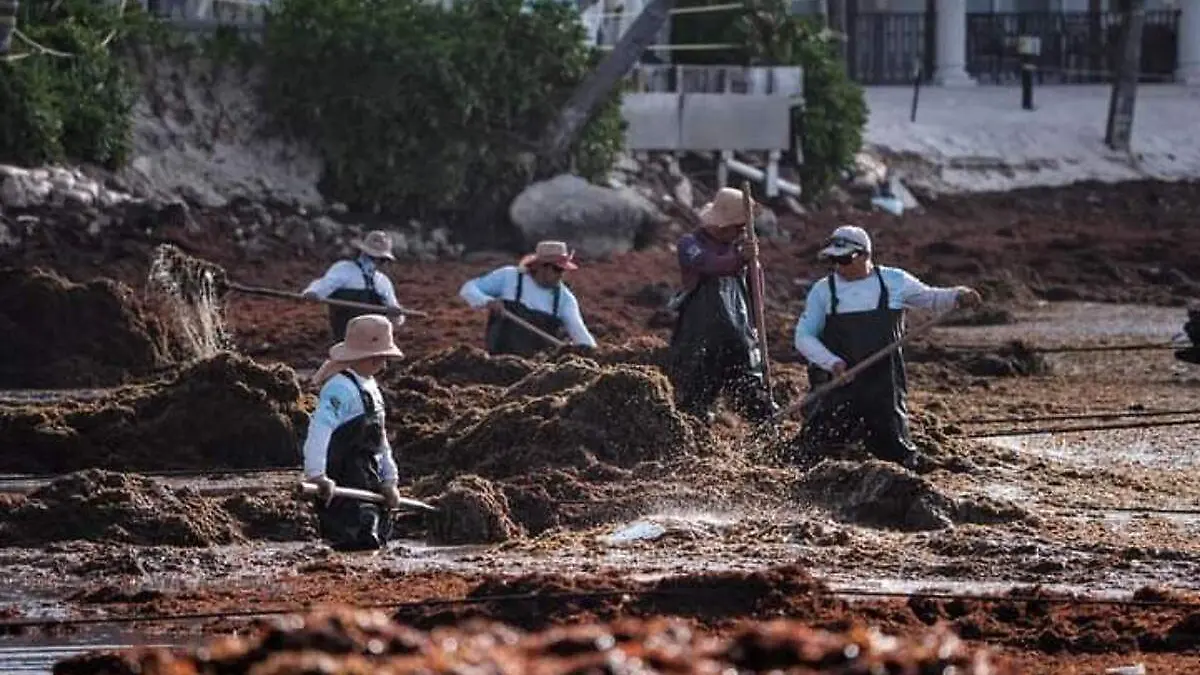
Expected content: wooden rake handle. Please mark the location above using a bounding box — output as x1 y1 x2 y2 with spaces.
229 282 430 318
499 307 567 348
298 482 438 512
772 310 954 423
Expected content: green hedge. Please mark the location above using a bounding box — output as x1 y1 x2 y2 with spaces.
260 0 625 229
0 0 159 169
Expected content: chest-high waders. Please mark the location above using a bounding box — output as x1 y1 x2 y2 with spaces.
484 272 568 357
316 372 394 551
1177 309 1200 365
667 273 775 423
327 261 386 342
797 267 917 465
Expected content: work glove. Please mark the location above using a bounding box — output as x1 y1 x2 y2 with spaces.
381 481 402 510
955 287 983 309
310 474 336 506
830 359 848 379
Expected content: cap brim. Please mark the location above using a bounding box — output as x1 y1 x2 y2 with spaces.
818 244 858 259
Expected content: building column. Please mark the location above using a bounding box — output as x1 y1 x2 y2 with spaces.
1178 0 1200 85
933 0 976 86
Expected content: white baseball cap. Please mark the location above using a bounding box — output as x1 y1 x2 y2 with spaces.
818 225 872 259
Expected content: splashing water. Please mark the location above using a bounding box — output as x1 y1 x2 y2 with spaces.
147 245 234 359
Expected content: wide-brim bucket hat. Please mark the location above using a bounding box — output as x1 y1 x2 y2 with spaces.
311 314 403 385
519 240 578 271
699 187 759 229
351 230 396 261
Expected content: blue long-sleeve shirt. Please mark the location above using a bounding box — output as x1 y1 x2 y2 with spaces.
302 255 401 310
794 265 964 372
458 265 597 347
302 371 398 482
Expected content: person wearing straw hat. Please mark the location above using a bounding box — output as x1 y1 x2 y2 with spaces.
667 187 778 425
302 314 405 551
459 240 597 357
302 230 406 342
791 225 981 470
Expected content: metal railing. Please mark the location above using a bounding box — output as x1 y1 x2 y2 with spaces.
843 9 1182 85
966 9 1181 84
628 64 803 96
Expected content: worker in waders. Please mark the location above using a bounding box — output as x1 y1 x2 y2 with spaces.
1175 307 1200 365
459 240 597 357
302 315 405 551
302 230 405 342
667 187 778 424
792 225 982 470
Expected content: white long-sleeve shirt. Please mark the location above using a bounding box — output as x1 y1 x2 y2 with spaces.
302 371 398 483
302 257 401 310
459 265 597 347
794 265 963 372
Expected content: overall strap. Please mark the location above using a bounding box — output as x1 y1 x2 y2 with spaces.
339 370 376 417
552 284 562 317
355 259 377 294
827 274 839 316
874 265 888 310
515 271 525 303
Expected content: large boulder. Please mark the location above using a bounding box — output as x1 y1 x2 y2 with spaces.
509 174 662 258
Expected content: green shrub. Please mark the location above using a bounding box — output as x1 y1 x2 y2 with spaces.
0 0 156 168
260 0 624 230
671 0 866 200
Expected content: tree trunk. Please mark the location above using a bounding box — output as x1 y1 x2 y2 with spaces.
536 0 676 171
1104 0 1144 151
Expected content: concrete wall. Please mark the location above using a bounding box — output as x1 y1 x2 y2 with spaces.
621 66 799 152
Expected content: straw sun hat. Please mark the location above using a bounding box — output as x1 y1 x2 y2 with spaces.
311 315 404 385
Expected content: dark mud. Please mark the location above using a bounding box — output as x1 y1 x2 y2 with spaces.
220 491 318 542
394 566 1200 656
403 564 835 631
0 470 244 547
53 609 1011 674
906 587 1200 654
0 267 181 388
907 339 1051 377
797 460 1028 531
0 470 318 547
0 352 308 474
382 345 731 543
400 358 699 479
33 564 1200 663
380 343 990 544
426 475 523 545
404 345 533 387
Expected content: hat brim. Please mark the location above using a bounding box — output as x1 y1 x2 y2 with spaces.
520 254 578 271
818 244 861 259
699 201 759 229
352 240 396 261
328 342 404 363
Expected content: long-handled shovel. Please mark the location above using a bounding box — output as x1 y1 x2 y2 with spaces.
235 282 428 319
497 307 567 348
151 243 429 318
298 482 438 512
761 308 957 432
741 181 773 401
